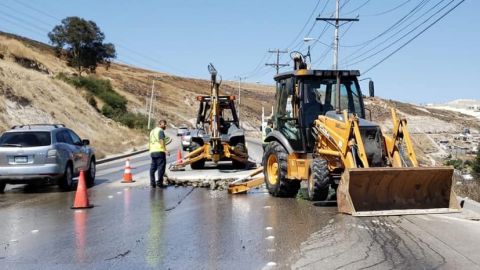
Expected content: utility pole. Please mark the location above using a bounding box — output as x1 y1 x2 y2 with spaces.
147 80 155 130
265 49 289 74
235 76 247 122
316 0 359 70
234 76 246 126
317 0 358 112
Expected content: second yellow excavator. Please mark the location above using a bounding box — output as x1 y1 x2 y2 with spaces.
229 53 460 216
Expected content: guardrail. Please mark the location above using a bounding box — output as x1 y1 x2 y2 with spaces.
97 149 148 165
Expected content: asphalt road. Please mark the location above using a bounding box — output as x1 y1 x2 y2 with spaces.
1 142 480 269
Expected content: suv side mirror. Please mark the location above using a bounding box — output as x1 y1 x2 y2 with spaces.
82 139 90 146
369 80 375 97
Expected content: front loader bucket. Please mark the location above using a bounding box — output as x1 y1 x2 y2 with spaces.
337 167 461 216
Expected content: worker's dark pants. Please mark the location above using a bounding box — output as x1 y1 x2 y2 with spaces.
150 152 166 186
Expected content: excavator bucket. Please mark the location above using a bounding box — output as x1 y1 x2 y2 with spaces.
337 167 461 216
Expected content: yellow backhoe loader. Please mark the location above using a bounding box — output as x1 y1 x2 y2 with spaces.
229 53 460 216
170 63 249 171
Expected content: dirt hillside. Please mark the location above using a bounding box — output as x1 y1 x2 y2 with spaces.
0 32 275 157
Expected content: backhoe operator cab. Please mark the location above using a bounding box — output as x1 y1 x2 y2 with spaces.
269 69 366 153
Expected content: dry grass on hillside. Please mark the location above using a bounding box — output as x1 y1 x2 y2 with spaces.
0 36 67 75
96 64 275 129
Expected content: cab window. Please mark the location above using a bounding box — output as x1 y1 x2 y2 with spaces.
300 77 364 126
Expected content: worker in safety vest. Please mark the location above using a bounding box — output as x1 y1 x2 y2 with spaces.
149 120 170 188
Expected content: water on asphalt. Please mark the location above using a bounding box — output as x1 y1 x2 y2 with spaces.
1 152 480 269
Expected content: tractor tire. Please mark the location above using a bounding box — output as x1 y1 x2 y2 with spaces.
0 182 6 193
307 158 331 201
232 143 248 169
263 141 300 197
189 141 205 170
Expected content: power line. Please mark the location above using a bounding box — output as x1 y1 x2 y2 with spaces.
290 0 331 52
0 9 51 34
115 44 195 77
13 0 61 21
346 0 454 67
2 0 200 78
364 0 413 17
342 0 371 16
0 16 45 39
284 0 323 50
239 51 272 78
363 0 466 74
341 0 431 48
0 2 54 29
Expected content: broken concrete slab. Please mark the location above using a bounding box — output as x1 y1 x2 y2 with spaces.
165 161 262 190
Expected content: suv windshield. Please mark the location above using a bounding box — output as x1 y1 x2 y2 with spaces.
300 77 364 126
0 132 52 147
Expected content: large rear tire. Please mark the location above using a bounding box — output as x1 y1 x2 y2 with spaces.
307 158 330 201
263 141 300 197
189 141 205 170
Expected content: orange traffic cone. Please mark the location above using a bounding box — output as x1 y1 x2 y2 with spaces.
121 159 135 183
71 170 94 209
176 149 183 164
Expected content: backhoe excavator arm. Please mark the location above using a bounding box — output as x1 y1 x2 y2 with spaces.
384 108 418 167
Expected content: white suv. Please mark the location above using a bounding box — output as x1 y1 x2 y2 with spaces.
0 124 96 192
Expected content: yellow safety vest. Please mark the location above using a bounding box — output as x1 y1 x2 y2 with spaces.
149 127 166 153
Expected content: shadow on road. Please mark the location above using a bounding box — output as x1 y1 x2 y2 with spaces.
313 201 337 207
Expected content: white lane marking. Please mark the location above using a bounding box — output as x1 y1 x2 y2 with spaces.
10 239 18 243
265 227 273 230
266 235 275 240
267 248 276 252
108 195 114 199
266 262 277 266
31 230 39 234
263 206 271 209
117 191 122 194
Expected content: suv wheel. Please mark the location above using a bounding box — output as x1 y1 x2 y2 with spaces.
59 164 74 191
85 158 96 187
0 182 6 193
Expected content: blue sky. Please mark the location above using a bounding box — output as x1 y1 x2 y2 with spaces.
0 0 477 104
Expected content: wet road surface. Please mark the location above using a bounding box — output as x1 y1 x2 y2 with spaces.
1 151 480 269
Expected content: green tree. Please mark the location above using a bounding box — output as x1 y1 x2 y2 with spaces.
48 17 116 75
